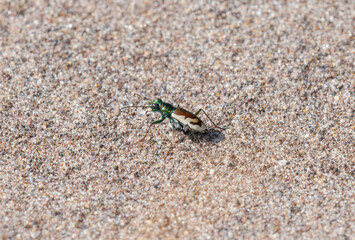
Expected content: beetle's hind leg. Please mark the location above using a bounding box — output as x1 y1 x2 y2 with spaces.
194 109 224 130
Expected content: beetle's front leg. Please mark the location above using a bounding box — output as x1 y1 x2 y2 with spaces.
137 117 166 143
152 117 165 125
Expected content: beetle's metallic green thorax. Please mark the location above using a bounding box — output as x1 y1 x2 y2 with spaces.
149 99 176 119
149 99 188 131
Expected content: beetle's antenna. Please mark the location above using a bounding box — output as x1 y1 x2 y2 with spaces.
120 105 149 109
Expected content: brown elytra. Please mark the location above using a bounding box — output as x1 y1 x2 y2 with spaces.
172 107 207 132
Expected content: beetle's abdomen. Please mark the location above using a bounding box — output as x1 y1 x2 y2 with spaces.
172 107 207 132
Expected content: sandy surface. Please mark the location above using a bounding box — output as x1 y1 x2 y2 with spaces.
0 0 354 239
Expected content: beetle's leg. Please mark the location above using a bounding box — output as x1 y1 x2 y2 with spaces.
171 126 175 144
162 120 178 161
152 117 166 125
194 109 224 130
169 118 182 144
137 117 165 143
186 125 197 141
194 109 202 115
136 122 153 143
186 126 209 156
170 119 176 144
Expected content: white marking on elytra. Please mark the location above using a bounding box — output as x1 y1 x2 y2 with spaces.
172 112 207 132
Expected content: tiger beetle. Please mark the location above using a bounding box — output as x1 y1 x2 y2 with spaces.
121 99 224 143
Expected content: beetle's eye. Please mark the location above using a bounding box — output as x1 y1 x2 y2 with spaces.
153 103 159 109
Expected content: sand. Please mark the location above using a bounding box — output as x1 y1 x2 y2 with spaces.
0 0 354 239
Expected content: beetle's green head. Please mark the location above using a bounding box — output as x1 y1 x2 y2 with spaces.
149 99 163 112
